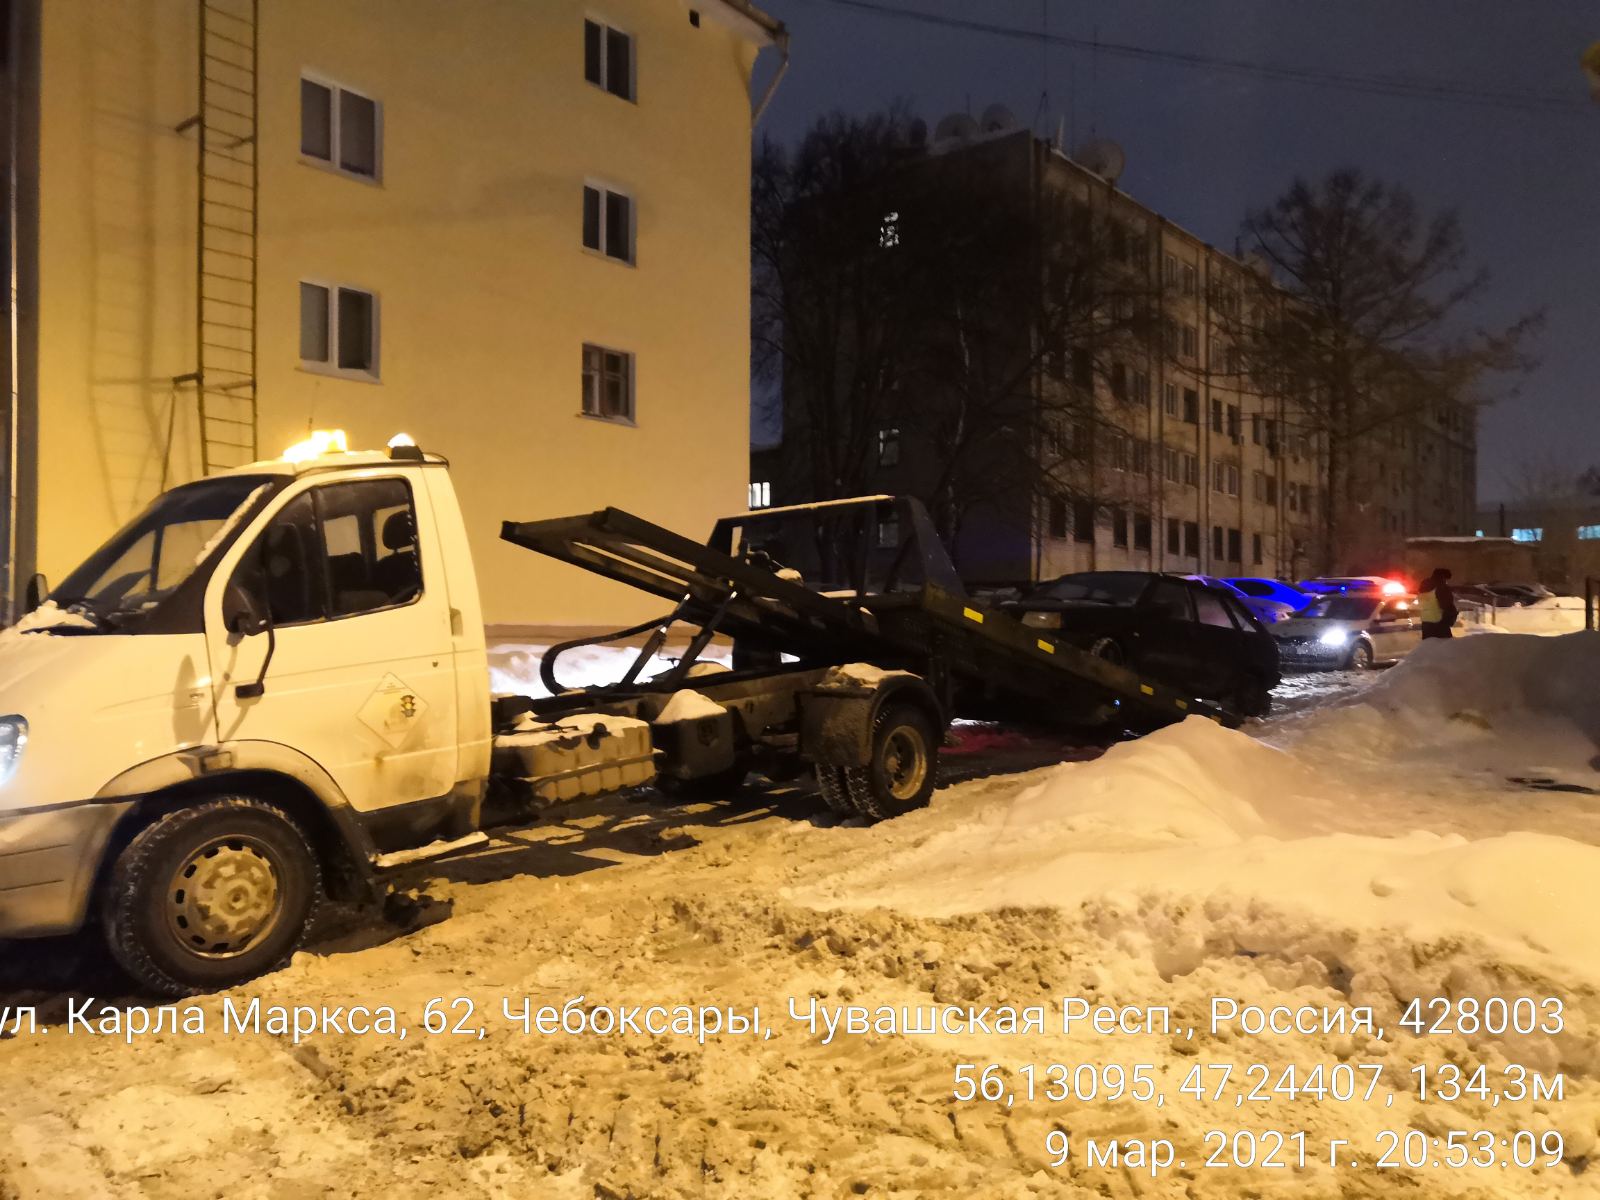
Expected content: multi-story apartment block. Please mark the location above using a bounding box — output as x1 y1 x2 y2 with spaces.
0 0 784 625
754 123 1475 586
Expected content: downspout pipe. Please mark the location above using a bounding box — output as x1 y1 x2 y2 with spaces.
751 28 789 126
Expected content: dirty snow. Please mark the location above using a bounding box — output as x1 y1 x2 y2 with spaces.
5 634 1600 1198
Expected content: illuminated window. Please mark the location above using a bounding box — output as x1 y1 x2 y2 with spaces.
1510 527 1542 543
1578 524 1600 540
748 481 770 509
879 211 900 249
877 427 901 467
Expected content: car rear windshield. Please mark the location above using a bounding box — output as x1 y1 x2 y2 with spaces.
1029 572 1148 605
1300 596 1379 620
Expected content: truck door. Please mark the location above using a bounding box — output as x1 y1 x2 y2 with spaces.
205 473 461 814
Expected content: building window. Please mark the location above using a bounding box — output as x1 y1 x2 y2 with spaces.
581 343 634 422
1181 262 1197 296
1251 414 1262 445
1252 532 1263 564
1164 448 1180 483
584 18 635 101
1183 521 1199 558
879 211 900 249
1073 499 1094 542
1112 507 1128 548
1163 253 1179 286
300 76 380 180
1227 527 1242 562
1227 404 1241 442
1182 388 1199 425
1071 348 1093 389
299 281 378 379
1166 517 1180 555
1133 371 1151 407
748 481 771 508
1579 524 1600 540
1048 495 1068 539
1110 362 1128 401
583 184 634 263
1212 525 1224 560
1510 527 1542 543
1182 452 1198 487
1210 399 1223 434
877 427 901 467
1181 323 1198 358
1163 383 1178 417
1134 513 1152 552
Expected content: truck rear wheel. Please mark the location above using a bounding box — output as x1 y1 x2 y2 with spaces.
843 703 938 822
103 796 321 997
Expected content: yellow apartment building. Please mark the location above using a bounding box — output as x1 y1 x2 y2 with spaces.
0 0 784 626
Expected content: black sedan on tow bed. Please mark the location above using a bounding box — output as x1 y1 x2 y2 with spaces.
1001 571 1280 716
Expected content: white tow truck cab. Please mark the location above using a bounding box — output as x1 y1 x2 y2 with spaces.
0 434 948 995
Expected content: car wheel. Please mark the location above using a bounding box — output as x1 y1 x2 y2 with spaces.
1087 636 1126 666
1346 641 1374 671
842 703 939 822
104 796 321 998
1229 678 1274 718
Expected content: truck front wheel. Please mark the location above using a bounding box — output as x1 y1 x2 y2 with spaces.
103 796 321 997
843 703 939 821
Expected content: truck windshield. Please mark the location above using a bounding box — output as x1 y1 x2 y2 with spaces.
44 475 278 629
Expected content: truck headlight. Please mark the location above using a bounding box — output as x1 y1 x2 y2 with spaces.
0 716 28 785
1317 629 1349 647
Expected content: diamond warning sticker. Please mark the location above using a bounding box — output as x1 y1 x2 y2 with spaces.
358 673 428 749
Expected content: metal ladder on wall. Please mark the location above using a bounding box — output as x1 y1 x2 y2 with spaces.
174 0 259 474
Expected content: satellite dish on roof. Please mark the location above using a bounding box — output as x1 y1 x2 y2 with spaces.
933 112 979 145
1075 138 1126 184
907 117 928 148
980 103 1019 133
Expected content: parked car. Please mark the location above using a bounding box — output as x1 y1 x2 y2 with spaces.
1226 576 1314 612
1295 575 1409 597
1483 582 1553 606
1184 574 1298 625
1002 571 1280 715
1271 594 1421 670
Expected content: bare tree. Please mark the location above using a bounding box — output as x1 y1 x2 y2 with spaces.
751 107 937 505
1227 169 1539 571
754 109 1154 564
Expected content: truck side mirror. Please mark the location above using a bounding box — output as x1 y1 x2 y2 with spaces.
22 573 46 615
222 581 270 637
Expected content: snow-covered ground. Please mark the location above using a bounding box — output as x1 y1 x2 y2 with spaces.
4 635 1600 1198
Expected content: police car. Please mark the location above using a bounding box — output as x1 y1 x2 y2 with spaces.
1270 593 1422 670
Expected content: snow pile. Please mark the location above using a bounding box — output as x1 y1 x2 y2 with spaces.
2 600 98 636
1360 630 1600 741
655 689 725 722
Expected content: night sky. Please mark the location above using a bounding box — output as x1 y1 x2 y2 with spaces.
750 0 1600 503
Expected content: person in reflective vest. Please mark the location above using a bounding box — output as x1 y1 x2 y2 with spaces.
1418 567 1458 638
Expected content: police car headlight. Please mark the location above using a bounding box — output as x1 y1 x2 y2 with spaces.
1317 629 1349 647
0 716 28 785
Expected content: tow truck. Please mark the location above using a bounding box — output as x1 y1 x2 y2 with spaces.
0 434 1238 995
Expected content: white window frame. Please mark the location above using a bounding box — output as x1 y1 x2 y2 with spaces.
583 179 637 265
749 481 771 509
298 278 381 383
581 342 636 424
583 15 637 102
299 71 383 184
